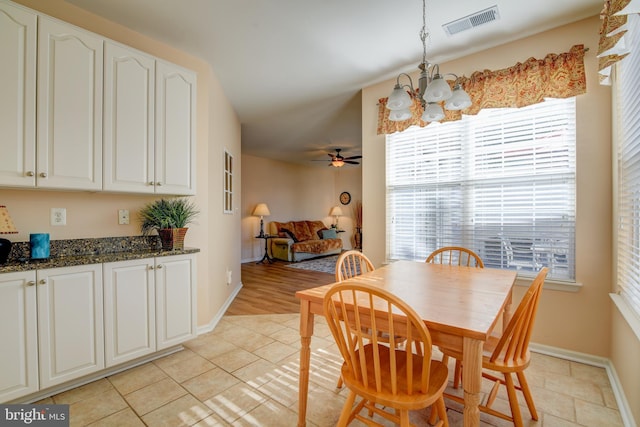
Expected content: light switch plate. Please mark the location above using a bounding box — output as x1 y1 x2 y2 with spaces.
118 209 130 225
51 208 66 226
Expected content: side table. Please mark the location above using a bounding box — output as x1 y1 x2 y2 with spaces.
255 234 276 264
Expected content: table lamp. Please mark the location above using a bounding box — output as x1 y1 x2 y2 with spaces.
252 203 271 237
329 206 343 229
0 206 18 264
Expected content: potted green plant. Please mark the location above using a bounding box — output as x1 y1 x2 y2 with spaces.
139 198 199 250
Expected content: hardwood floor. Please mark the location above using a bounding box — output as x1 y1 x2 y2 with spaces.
226 260 335 315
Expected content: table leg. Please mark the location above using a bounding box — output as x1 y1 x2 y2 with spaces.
462 337 483 427
298 300 314 427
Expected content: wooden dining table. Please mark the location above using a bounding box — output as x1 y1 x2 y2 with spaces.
295 260 517 427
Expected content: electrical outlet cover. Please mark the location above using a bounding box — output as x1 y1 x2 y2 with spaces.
51 208 66 226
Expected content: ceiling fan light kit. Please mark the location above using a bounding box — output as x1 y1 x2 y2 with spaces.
386 0 472 123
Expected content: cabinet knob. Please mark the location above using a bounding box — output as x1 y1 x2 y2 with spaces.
26 171 35 177
38 279 47 285
148 265 155 270
156 264 163 269
156 182 162 186
26 281 36 286
40 172 48 178
148 181 155 186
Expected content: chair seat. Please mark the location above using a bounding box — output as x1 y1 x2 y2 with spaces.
342 344 449 411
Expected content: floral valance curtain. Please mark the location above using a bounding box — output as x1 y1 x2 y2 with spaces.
377 45 587 135
597 0 640 85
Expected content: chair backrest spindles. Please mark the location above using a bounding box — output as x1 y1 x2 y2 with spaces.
490 268 548 364
336 250 375 282
426 246 484 268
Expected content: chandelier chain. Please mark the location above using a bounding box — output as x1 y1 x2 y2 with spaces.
420 0 429 66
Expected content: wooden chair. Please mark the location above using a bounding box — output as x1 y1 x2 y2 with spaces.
437 268 548 427
425 246 484 268
334 250 376 389
324 282 449 427
425 246 484 379
335 250 375 282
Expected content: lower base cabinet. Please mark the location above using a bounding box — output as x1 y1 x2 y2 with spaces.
0 253 197 403
103 253 196 367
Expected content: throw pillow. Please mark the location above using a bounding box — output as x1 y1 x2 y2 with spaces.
316 227 329 239
280 228 299 242
321 229 337 239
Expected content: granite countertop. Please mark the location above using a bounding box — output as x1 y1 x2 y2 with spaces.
0 236 200 274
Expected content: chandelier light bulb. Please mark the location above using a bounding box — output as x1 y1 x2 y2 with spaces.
389 108 413 122
387 85 413 110
445 84 472 110
423 75 452 102
422 102 445 122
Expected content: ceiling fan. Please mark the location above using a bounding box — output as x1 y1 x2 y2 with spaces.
313 149 362 167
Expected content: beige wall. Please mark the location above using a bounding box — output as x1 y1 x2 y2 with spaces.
240 154 362 262
363 16 613 354
4 0 242 328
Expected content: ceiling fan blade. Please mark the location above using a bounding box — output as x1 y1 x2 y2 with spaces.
344 155 362 160
344 160 360 165
327 153 335 158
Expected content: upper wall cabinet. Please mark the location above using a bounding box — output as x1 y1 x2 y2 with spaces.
0 1 36 187
37 16 103 191
103 45 196 195
155 60 197 195
103 42 156 193
0 1 196 194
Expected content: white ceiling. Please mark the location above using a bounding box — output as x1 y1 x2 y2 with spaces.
66 0 602 167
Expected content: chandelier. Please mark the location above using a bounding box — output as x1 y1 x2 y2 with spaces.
386 0 471 122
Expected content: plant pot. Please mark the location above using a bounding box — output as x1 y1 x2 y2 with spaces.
158 227 188 251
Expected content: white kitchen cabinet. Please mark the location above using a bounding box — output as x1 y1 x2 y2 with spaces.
103 259 156 367
37 16 103 190
0 1 37 187
0 271 38 402
155 60 197 196
155 254 197 349
37 264 104 389
103 41 156 193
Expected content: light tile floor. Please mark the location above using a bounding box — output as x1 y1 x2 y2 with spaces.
37 313 624 426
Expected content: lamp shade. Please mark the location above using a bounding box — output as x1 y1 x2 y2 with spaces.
445 85 472 110
423 75 452 102
252 203 271 217
422 103 445 122
0 206 18 234
387 85 413 110
329 206 343 216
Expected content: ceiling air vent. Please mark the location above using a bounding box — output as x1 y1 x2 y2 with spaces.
443 5 500 36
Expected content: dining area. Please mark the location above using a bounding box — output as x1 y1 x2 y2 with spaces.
295 248 547 427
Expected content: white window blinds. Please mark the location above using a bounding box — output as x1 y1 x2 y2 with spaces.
616 14 640 315
386 98 576 281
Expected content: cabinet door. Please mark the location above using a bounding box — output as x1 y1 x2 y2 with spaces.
156 60 196 195
37 265 104 388
103 259 156 367
0 271 38 402
103 42 156 193
155 254 197 349
37 17 103 190
0 2 36 187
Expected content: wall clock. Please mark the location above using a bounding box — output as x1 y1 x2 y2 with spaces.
340 191 351 205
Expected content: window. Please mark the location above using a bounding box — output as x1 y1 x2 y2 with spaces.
615 14 640 315
224 150 233 214
386 98 576 281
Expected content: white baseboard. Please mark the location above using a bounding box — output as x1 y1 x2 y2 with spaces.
530 343 637 427
197 281 243 335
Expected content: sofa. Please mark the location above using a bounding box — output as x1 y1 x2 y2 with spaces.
268 220 343 262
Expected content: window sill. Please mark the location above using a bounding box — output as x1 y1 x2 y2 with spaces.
514 275 582 292
610 293 640 342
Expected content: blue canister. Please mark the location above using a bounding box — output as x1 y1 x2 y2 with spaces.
30 233 50 260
